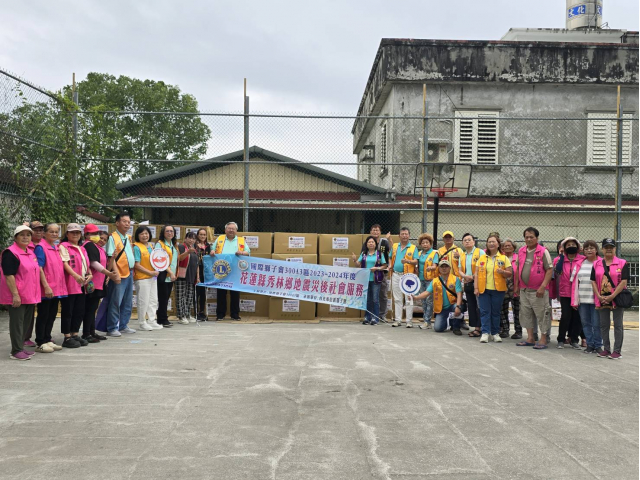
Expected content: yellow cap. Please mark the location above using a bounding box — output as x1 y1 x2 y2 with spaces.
442 231 454 238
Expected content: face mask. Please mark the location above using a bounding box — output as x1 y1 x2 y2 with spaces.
89 236 100 243
565 246 578 254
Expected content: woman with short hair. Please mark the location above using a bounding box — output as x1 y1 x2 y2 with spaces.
592 238 629 359
571 240 602 354
155 225 178 328
1 226 42 360
82 228 115 342
357 236 387 325
416 233 438 329
33 223 66 352
176 232 199 324
133 226 161 331
194 228 211 321
552 237 585 350
499 239 522 339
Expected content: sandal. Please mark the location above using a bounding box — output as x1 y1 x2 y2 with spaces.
468 330 482 337
516 341 535 346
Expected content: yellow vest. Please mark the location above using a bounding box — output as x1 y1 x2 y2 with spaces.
476 253 509 293
214 235 246 254
390 243 417 276
432 273 458 314
459 248 482 277
420 250 438 281
133 242 153 281
111 232 132 278
438 244 462 277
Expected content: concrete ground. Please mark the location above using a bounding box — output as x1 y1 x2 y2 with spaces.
0 312 638 480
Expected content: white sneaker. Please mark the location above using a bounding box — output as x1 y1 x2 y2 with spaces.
391 321 401 327
35 344 54 353
139 322 153 331
46 342 62 351
178 317 189 325
406 322 413 328
480 334 489 343
188 316 197 323
493 335 502 343
148 320 163 330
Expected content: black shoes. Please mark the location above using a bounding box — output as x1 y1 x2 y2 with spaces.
62 337 81 348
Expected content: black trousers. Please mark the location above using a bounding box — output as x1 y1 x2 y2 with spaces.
464 283 481 328
196 286 207 318
60 293 86 335
557 296 581 343
36 297 60 346
156 271 174 324
216 289 239 319
83 296 101 337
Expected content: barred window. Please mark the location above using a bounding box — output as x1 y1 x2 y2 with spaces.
380 122 387 167
454 110 499 165
587 112 633 165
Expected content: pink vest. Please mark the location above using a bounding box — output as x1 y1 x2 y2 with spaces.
61 241 90 295
90 244 107 291
39 242 68 297
551 254 586 299
517 244 548 290
0 243 42 305
593 256 627 308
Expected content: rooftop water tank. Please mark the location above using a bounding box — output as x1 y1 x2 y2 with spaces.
566 0 603 30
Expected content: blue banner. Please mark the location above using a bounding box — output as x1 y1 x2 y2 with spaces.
198 254 370 310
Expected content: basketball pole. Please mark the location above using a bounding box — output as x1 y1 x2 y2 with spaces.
421 84 429 235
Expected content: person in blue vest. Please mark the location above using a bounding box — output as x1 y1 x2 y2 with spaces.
209 222 250 320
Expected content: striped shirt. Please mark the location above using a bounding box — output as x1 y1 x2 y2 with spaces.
576 260 594 304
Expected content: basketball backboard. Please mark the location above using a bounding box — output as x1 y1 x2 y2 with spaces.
417 163 472 198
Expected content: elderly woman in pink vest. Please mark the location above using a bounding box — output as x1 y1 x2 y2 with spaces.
59 223 93 349
32 223 67 353
1 225 42 360
592 238 629 360
550 237 586 350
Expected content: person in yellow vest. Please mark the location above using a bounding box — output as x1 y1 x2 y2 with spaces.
209 222 250 320
416 233 439 329
105 212 136 337
474 235 512 343
154 225 179 328
388 227 419 327
458 233 484 337
133 226 162 331
438 231 466 329
410 259 464 334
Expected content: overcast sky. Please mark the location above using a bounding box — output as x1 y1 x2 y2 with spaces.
2 0 638 114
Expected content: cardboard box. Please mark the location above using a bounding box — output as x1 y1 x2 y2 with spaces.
318 234 363 255
269 298 316 320
238 232 273 254
316 303 361 319
271 254 317 264
250 253 272 260
273 232 318 254
318 254 358 269
226 293 270 317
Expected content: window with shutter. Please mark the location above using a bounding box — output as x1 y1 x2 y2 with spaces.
587 113 632 166
454 111 499 164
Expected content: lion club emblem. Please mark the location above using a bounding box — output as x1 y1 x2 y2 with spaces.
213 259 231 279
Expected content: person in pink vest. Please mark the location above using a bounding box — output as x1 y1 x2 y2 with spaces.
59 223 93 349
514 227 553 350
33 223 67 353
1 225 42 360
23 220 45 348
82 226 118 342
550 237 586 350
571 240 603 354
591 238 629 360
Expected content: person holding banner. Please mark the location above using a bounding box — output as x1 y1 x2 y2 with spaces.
389 227 419 328
195 228 211 321
155 225 179 328
416 233 438 330
474 235 512 343
357 236 387 325
133 226 161 331
410 259 464 335
105 213 135 336
209 222 250 320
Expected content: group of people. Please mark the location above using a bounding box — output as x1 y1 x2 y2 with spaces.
1 216 631 361
356 225 630 359
0 215 249 360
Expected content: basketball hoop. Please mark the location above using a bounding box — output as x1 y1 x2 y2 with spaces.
430 187 458 198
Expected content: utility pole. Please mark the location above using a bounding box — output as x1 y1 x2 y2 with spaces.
421 84 429 235
614 85 623 250
72 73 79 221
243 78 250 231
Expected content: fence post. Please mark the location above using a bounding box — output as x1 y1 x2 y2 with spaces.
243 79 250 231
614 85 623 250
421 84 429 234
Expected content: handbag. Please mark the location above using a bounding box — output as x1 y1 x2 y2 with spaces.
177 244 189 279
441 279 467 313
602 264 633 308
373 250 385 284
